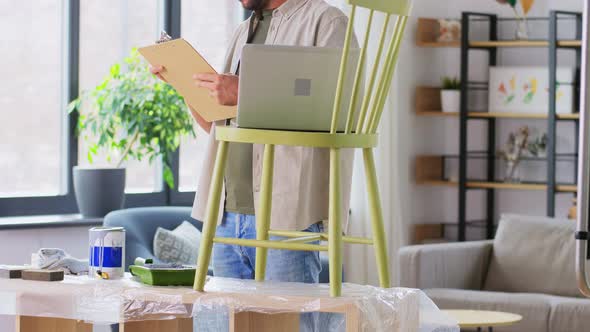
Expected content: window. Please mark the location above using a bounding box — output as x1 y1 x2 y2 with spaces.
0 1 64 197
78 0 162 193
0 0 244 216
178 0 243 191
179 125 208 192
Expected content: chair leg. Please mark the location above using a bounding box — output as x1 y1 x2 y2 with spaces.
362 148 390 288
194 140 230 291
329 148 343 297
255 144 275 281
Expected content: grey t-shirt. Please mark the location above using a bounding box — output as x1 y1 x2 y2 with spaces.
224 10 273 215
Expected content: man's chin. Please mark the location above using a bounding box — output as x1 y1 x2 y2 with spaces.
239 0 252 10
239 0 267 11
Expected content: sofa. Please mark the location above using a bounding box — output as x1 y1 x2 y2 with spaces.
398 214 590 332
103 206 332 282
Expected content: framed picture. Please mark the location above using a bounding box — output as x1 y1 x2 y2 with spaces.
488 66 575 114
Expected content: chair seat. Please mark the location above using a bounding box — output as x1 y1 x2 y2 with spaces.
216 126 378 148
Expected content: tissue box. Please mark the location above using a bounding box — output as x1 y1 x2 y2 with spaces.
488 66 575 114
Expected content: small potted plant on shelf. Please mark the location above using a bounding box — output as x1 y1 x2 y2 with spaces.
68 50 195 217
440 76 461 113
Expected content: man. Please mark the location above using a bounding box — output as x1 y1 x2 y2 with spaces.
151 0 355 328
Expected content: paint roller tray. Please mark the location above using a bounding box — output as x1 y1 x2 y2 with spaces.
129 264 196 286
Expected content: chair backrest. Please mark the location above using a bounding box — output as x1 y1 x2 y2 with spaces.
330 0 412 135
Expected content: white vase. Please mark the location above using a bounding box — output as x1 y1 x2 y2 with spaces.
441 90 460 112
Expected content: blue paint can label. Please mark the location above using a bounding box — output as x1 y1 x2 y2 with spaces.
89 227 125 279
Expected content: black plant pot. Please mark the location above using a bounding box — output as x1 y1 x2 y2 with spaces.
73 167 126 218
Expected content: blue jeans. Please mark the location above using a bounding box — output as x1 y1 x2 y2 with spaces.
194 212 323 332
213 212 322 282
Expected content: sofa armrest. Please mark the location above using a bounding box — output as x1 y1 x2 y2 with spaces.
398 240 493 290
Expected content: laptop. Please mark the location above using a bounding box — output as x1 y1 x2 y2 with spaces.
237 45 361 132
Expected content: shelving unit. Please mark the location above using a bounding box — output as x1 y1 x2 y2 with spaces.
415 39 582 49
415 11 582 241
415 108 581 120
468 112 580 120
419 180 577 193
415 110 460 116
469 40 582 48
416 41 460 48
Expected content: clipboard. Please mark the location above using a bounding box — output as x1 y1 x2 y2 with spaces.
138 38 237 122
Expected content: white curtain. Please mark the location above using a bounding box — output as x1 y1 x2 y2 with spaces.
326 1 408 286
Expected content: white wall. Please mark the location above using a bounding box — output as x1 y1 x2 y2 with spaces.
0 226 92 264
399 0 584 241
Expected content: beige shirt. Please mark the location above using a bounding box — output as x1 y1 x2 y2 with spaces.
191 0 357 231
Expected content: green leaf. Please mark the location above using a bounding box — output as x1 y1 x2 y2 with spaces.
89 145 98 155
440 76 461 90
163 164 175 189
505 94 515 105
110 63 121 77
523 91 534 104
67 99 80 114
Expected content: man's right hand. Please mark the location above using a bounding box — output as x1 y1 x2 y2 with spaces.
149 64 168 82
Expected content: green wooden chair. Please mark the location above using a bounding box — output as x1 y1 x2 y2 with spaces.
194 0 411 297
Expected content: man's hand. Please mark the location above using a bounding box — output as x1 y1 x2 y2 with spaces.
149 64 168 82
194 73 239 106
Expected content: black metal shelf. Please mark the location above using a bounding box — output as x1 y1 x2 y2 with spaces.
457 10 583 241
442 153 578 162
416 110 581 120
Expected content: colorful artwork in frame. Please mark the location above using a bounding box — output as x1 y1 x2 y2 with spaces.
488 66 574 114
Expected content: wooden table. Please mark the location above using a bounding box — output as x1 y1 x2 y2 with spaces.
442 310 522 331
0 275 420 332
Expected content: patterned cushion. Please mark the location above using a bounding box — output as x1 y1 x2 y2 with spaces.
153 221 201 265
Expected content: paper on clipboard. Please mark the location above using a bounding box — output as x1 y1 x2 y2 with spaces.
138 38 237 122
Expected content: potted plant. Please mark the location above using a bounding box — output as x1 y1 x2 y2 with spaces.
440 76 461 112
68 50 195 217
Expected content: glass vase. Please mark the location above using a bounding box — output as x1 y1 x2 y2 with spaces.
504 160 522 183
515 17 529 40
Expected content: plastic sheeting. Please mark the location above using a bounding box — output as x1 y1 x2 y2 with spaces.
0 274 458 332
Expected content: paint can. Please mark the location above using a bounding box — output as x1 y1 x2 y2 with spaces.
89 227 125 279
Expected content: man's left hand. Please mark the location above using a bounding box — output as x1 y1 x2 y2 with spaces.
194 73 239 106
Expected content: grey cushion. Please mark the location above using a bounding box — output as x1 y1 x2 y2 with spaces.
153 221 201 265
398 240 493 290
483 214 579 298
548 296 590 332
425 288 551 332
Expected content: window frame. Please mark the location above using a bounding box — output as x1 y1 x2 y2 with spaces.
0 0 211 217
